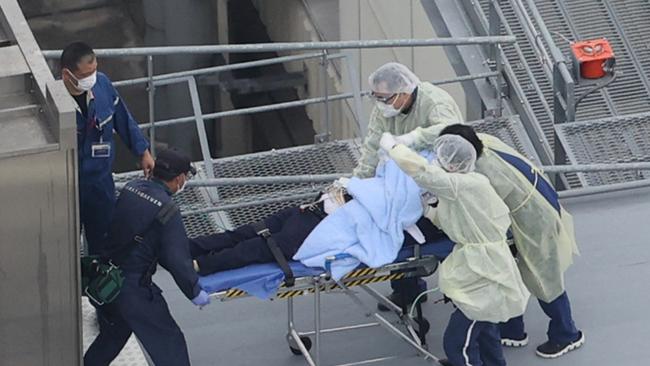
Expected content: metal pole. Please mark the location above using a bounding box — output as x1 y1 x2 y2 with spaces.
495 45 503 117
180 192 317 217
187 77 215 178
432 71 500 86
314 277 322 366
559 179 650 199
42 36 518 58
542 162 650 173
522 0 569 63
128 72 504 130
115 173 347 189
113 52 341 87
288 297 295 336
489 0 503 118
321 51 331 143
488 0 500 60
342 50 367 137
115 160 650 185
146 55 156 156
186 174 347 186
139 91 359 129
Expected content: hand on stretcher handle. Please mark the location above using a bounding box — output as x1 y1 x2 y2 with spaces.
192 290 211 309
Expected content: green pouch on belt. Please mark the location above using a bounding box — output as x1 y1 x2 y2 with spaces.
81 256 124 306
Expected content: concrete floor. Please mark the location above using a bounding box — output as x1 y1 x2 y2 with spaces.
153 185 650 365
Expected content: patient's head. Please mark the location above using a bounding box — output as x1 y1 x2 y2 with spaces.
438 124 484 159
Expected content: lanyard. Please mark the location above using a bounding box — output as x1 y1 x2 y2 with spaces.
490 149 561 215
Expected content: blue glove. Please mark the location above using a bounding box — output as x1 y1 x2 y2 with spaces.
191 290 210 308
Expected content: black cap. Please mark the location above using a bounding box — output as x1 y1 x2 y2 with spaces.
153 148 196 181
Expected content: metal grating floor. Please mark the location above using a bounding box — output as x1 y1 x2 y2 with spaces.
555 112 650 186
470 115 540 162
210 140 360 228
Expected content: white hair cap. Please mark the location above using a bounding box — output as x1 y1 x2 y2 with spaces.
433 134 477 173
368 62 420 94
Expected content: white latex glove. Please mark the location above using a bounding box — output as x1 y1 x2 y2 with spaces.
379 132 398 152
333 177 350 189
395 131 417 147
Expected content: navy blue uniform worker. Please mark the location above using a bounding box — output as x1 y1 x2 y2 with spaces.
84 149 209 366
60 42 154 255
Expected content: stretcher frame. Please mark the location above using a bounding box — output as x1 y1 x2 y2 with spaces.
209 245 443 366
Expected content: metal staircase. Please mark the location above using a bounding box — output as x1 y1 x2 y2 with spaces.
425 0 650 187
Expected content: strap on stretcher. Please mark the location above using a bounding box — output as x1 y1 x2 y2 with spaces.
251 221 296 287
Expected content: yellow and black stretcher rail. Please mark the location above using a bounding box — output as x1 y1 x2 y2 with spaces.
213 255 438 302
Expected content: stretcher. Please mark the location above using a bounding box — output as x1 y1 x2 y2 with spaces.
201 239 455 366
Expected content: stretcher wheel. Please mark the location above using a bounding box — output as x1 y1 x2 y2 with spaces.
288 336 312 355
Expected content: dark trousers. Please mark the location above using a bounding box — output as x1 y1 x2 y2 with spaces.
84 279 191 366
390 218 448 301
444 309 506 366
80 176 115 256
500 291 579 344
190 207 323 275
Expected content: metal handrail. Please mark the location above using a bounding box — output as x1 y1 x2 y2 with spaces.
113 162 650 192
543 162 650 174
113 52 342 87
133 71 500 130
559 179 650 199
521 0 568 64
41 36 517 58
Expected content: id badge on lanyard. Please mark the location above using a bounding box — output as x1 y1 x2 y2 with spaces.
91 117 111 158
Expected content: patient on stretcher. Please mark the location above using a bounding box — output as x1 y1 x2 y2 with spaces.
189 186 443 276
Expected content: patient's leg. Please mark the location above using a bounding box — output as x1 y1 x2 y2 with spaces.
188 225 258 258
194 208 322 275
194 236 275 275
189 206 302 258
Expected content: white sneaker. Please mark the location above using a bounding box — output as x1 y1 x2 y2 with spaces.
501 333 529 347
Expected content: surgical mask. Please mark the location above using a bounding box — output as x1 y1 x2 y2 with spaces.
175 176 187 195
375 97 402 118
71 71 97 91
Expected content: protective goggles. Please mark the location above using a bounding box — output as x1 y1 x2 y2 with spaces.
370 92 398 104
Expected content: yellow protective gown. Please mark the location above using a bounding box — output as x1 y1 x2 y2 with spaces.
353 82 463 178
476 134 579 302
389 144 530 323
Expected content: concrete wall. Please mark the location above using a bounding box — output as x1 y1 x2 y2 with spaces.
252 0 466 141
252 0 348 141
339 0 466 118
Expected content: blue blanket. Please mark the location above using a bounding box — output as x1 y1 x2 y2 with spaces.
292 159 424 279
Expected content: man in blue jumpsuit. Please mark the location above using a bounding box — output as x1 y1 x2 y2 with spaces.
84 148 210 366
60 42 154 255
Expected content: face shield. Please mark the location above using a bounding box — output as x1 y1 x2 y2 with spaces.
433 134 477 173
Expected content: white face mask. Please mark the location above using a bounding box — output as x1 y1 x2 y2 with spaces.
175 176 187 195
71 71 97 92
375 96 402 118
